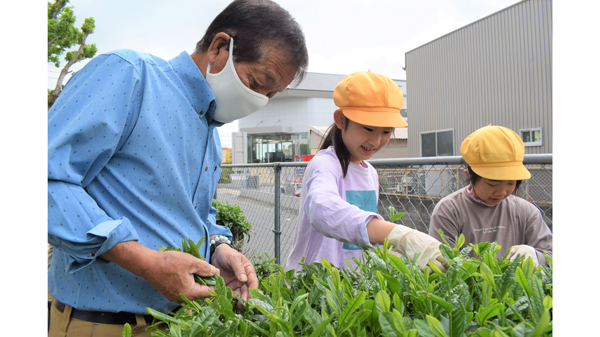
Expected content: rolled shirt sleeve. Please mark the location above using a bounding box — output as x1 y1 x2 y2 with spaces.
48 53 142 272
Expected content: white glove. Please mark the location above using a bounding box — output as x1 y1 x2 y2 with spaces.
386 225 448 272
508 245 539 267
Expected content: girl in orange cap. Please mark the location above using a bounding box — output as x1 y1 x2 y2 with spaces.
285 71 448 273
429 125 553 266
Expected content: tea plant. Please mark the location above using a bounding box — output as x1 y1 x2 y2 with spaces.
124 231 552 337
211 200 252 251
159 237 218 286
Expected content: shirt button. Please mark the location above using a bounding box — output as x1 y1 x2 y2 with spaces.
209 102 214 108
195 204 198 209
205 166 208 171
199 110 204 115
90 252 96 257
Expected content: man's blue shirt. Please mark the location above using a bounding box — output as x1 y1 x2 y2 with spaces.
48 50 232 314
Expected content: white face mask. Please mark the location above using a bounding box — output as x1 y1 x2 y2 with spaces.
206 37 269 124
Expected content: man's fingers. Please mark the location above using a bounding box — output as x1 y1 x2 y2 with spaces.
228 255 250 283
187 284 215 301
244 267 259 289
191 259 220 277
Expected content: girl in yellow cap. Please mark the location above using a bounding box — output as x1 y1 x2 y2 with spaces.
285 71 448 273
429 125 553 267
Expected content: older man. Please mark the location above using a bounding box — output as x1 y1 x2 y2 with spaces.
47 0 308 335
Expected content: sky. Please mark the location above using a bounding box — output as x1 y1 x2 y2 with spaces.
46 0 526 149
3 0 599 334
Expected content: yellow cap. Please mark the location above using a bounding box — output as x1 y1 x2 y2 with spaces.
333 71 407 128
460 125 531 180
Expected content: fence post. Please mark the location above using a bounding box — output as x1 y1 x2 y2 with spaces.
273 164 282 264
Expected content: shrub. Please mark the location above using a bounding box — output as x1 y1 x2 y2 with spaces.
126 232 553 337
212 199 252 251
252 252 279 280
219 167 232 184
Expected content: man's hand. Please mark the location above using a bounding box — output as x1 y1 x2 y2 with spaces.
210 244 258 308
101 241 219 303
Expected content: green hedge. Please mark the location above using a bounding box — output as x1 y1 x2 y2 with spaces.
125 234 553 337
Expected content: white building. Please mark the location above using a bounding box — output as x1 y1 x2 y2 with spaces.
232 72 408 164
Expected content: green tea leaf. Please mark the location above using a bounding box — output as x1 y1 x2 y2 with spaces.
383 272 402 294
437 229 450 246
392 308 407 333
480 261 496 290
531 310 551 337
455 233 465 250
290 292 309 313
425 293 454 315
338 292 366 327
450 301 468 337
245 320 270 336
542 295 552 310
376 290 391 313
515 267 532 299
522 256 534 278
169 324 182 337
413 319 434 337
303 306 322 330
363 299 380 334
191 307 219 330
476 303 504 326
388 253 409 275
146 307 183 325
426 315 449 337
380 312 403 336
121 323 132 337
427 259 444 276
474 242 491 257
496 258 518 300
440 244 456 260
530 276 544 322
325 289 339 314
308 313 335 337
247 298 274 312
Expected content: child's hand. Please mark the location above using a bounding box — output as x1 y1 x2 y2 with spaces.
508 245 539 267
386 225 449 272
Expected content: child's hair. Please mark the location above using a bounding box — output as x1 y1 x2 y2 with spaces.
319 116 351 177
466 165 523 193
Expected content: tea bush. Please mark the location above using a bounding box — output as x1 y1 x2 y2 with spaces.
211 200 252 251
125 233 553 337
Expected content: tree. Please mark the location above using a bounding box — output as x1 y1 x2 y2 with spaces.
48 0 97 109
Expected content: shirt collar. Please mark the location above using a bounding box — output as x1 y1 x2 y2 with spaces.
466 184 495 207
169 51 222 125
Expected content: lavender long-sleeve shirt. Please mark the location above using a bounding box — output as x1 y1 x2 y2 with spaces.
285 147 382 271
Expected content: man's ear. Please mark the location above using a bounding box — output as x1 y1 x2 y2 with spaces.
333 109 345 130
206 32 231 70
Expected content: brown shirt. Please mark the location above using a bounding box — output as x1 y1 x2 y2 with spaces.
429 187 552 265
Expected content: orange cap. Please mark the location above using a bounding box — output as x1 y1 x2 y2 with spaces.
333 71 407 128
461 125 531 180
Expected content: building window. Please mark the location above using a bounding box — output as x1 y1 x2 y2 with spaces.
520 128 542 147
421 129 454 157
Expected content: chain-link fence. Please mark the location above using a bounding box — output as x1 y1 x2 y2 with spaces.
216 154 552 267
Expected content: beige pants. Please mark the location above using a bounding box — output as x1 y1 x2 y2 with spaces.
48 300 166 337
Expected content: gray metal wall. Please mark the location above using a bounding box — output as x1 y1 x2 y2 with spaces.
405 0 552 157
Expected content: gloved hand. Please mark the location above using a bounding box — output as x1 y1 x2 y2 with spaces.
386 225 449 272
508 245 539 267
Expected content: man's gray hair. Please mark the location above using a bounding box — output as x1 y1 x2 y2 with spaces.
196 0 308 85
